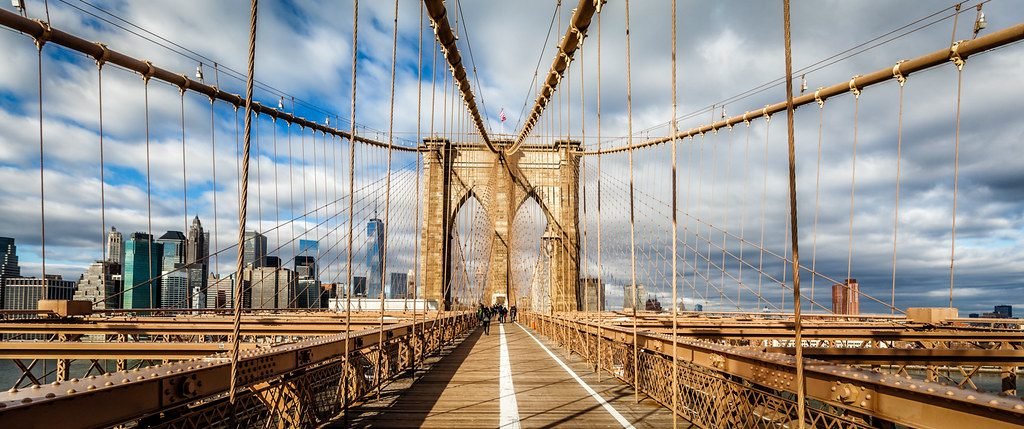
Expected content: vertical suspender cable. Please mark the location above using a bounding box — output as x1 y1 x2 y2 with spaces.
210 98 220 304
228 0 259 405
375 0 399 399
342 0 359 410
891 68 906 314
180 90 189 236
810 96 824 304
595 7 603 380
670 0 679 425
579 21 590 359
781 1 806 426
948 54 964 308
144 79 154 309
35 37 47 293
624 0 640 403
413 0 424 373
96 59 107 305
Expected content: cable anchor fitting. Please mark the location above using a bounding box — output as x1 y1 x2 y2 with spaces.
849 75 861 99
949 41 966 71
33 20 51 51
93 43 110 69
762 106 771 122
892 60 907 87
178 74 191 94
814 88 824 108
142 61 156 83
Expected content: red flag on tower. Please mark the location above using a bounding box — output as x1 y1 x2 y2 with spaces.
499 108 507 122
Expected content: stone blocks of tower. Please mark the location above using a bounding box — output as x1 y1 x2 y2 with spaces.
420 139 580 311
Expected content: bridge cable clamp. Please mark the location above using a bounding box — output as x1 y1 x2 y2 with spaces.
742 112 750 126
570 25 585 47
949 40 966 71
142 61 156 83
94 43 110 69
178 74 191 94
849 75 861 99
892 60 907 87
814 87 824 108
33 19 51 50
762 105 770 122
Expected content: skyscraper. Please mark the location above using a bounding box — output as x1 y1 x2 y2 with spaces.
105 227 124 272
352 276 367 297
157 231 188 308
0 237 21 309
831 279 860 315
122 232 163 309
245 266 296 309
994 305 1013 318
3 275 75 310
73 260 122 309
366 219 384 299
388 271 408 299
185 216 209 309
243 231 268 268
295 255 319 308
207 273 236 309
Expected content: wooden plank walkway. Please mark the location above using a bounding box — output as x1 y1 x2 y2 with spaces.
338 321 681 428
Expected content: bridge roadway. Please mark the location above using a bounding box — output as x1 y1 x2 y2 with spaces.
340 321 676 428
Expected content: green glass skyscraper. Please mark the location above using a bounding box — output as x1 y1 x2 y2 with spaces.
122 232 163 309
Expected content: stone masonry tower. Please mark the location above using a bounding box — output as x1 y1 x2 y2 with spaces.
420 139 580 311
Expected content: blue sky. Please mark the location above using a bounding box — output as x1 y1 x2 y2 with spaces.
0 0 1021 314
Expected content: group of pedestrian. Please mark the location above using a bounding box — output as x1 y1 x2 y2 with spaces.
476 303 518 335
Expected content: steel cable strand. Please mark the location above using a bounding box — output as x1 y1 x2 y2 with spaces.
228 0 259 405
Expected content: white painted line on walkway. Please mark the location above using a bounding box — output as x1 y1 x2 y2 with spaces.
499 323 521 429
516 323 636 429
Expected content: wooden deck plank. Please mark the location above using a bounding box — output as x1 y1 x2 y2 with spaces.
340 321 682 428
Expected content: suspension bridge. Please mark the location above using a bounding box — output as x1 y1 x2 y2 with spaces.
0 0 1022 427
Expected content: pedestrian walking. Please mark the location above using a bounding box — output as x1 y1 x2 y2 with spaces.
481 306 491 335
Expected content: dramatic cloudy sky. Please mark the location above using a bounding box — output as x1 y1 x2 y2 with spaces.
0 0 1020 314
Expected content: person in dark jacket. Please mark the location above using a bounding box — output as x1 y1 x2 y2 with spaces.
478 305 492 335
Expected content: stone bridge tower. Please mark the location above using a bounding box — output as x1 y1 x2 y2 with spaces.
420 139 581 311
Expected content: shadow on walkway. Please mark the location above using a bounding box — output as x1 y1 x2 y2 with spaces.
333 328 484 428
